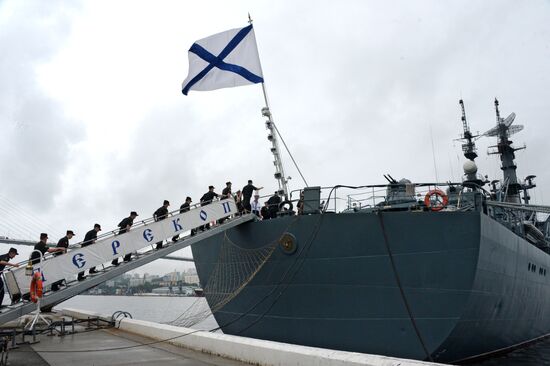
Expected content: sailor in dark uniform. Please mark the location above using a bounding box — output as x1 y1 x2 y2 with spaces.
242 180 263 213
200 186 219 230
54 230 75 257
266 191 282 219
0 247 19 307
112 211 138 265
78 224 101 281
51 230 75 291
172 197 192 242
31 233 65 264
153 200 170 249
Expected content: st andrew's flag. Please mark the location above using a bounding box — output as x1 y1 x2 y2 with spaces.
181 25 264 95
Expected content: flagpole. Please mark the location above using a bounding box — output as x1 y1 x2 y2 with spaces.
251 16 308 202
260 83 290 200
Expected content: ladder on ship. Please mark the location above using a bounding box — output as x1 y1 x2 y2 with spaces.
0 199 256 325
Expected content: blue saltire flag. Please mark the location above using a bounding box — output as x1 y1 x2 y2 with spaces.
181 25 264 95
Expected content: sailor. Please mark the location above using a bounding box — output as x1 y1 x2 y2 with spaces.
222 181 232 198
297 191 304 215
266 191 282 219
172 197 192 242
219 182 233 224
235 190 244 216
200 186 219 205
153 200 170 249
78 224 101 281
51 230 75 291
251 194 261 217
260 201 270 220
54 230 75 257
242 180 263 213
31 233 65 265
0 247 19 307
200 186 220 230
112 211 138 265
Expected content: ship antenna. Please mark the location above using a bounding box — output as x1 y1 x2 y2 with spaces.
494 98 501 124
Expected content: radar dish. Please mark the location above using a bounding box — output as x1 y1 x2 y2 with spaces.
483 126 499 137
502 112 516 127
508 124 524 135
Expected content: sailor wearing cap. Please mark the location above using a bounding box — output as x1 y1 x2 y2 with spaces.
51 230 76 291
200 186 220 206
153 201 170 249
0 247 19 307
112 211 139 265
172 197 193 242
78 224 102 280
31 233 65 265
199 186 221 231
54 230 75 257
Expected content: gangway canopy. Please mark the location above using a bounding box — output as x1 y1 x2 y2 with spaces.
3 198 238 301
0 213 256 325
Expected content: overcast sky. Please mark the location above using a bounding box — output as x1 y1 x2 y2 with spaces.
1 0 549 275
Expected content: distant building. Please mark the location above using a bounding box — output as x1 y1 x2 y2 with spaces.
184 274 199 284
106 280 115 287
129 278 144 287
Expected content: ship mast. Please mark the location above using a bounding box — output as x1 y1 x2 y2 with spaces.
485 99 525 203
458 99 482 185
261 95 289 199
459 99 478 161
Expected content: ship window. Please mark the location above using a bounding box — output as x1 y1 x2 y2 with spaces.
528 263 532 271
533 265 537 272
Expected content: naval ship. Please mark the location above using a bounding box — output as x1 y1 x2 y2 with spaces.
191 99 550 363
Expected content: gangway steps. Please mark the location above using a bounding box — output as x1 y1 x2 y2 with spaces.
0 214 256 325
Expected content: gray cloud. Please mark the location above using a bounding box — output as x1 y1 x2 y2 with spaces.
0 2 85 217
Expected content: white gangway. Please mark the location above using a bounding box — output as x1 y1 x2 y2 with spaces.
0 198 256 325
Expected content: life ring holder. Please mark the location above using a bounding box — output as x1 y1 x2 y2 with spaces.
279 200 294 212
424 189 448 211
29 272 43 303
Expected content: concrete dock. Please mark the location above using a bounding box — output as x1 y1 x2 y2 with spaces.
9 326 246 366
2 308 449 366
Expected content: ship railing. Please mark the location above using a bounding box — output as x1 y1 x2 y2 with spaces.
290 182 464 214
3 198 235 270
486 201 550 244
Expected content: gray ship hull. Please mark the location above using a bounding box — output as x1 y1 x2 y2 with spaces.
191 211 550 362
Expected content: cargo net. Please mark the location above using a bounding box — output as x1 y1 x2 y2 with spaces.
165 231 279 328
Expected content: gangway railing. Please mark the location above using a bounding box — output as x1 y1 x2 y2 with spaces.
0 199 255 325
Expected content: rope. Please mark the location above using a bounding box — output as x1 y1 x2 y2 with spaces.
218 213 325 335
376 211 434 362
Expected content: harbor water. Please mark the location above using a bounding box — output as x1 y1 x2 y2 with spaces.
55 295 550 365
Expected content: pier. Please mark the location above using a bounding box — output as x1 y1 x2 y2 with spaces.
2 307 448 366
